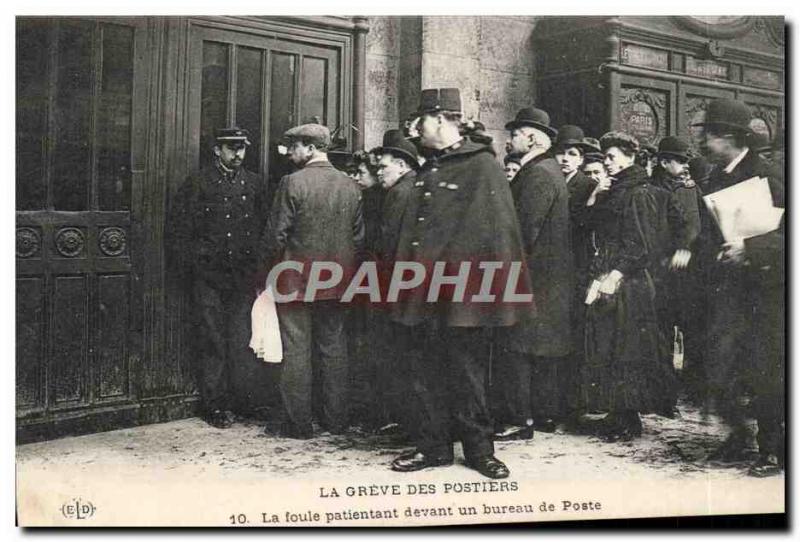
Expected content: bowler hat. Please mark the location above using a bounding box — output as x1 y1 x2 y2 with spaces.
283 123 332 149
581 137 601 154
554 125 597 154
416 88 462 116
215 127 251 146
371 129 419 169
657 136 692 161
505 108 557 139
692 98 753 134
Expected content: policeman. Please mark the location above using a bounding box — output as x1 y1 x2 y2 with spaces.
388 88 532 479
170 128 268 428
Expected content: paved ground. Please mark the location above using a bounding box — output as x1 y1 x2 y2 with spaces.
16 401 777 483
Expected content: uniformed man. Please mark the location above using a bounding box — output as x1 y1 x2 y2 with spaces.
170 128 268 428
388 88 532 479
694 98 785 476
493 109 573 438
264 123 365 439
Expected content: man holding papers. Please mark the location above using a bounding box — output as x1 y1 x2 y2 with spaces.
694 98 785 477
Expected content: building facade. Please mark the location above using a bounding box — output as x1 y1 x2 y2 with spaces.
15 16 784 441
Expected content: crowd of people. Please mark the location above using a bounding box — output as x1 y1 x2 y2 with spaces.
170 90 785 481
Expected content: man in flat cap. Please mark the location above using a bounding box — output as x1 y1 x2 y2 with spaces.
493 109 573 439
388 88 532 479
170 128 268 428
263 123 365 439
694 98 785 476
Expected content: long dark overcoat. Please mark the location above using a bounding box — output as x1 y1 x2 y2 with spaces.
389 139 534 328
380 169 416 260
567 170 598 288
698 150 785 402
499 153 573 357
581 164 677 413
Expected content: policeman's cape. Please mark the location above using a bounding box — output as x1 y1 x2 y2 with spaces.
249 287 283 363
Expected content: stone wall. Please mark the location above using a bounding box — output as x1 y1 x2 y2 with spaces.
364 16 539 156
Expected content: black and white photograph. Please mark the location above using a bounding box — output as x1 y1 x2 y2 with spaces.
9 7 787 528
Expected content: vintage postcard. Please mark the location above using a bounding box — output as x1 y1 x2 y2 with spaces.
13 12 786 527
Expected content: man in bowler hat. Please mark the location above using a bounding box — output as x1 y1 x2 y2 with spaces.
493 109 573 438
388 88 532 479
694 98 785 476
170 128 268 428
263 123 365 439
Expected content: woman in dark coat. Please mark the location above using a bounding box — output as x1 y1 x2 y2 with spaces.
581 131 677 441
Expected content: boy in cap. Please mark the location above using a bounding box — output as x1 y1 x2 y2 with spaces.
170 128 268 428
263 123 365 439
694 98 785 476
503 155 522 182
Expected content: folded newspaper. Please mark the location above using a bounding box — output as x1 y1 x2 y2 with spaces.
702 176 784 242
249 287 283 363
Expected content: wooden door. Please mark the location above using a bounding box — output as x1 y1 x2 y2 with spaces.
187 23 342 188
16 18 149 427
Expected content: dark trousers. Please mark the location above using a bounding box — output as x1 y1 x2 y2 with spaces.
348 309 406 429
192 280 256 415
493 348 572 425
276 300 349 431
706 275 785 459
400 324 495 461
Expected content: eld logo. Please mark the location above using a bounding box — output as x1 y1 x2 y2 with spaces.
61 498 96 520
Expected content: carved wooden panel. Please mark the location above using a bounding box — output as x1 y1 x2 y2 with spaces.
747 103 781 140
684 94 711 149
16 277 45 410
97 274 130 398
619 87 668 147
51 275 89 405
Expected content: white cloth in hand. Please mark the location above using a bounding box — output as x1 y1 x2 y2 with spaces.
249 287 283 363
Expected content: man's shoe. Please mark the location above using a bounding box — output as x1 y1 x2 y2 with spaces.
205 409 234 429
279 421 314 440
391 451 454 472
493 424 534 441
748 454 783 478
708 430 752 463
535 418 558 434
466 455 510 479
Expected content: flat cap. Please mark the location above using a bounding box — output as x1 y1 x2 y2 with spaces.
283 123 332 149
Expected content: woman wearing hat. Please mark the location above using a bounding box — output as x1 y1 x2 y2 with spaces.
581 131 677 441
